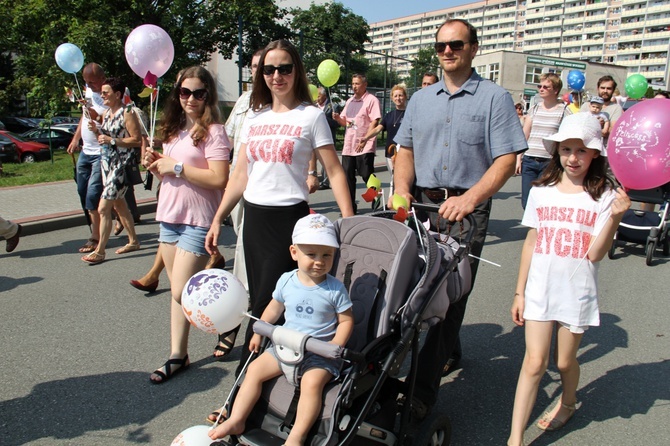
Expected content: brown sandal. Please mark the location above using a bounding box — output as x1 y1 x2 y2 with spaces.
78 238 98 253
537 402 576 431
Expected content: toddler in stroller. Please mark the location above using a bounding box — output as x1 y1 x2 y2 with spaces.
209 205 475 446
209 213 354 445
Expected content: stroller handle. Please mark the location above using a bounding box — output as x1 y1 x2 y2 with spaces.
252 320 365 364
410 202 477 245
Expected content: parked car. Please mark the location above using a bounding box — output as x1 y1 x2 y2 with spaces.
0 116 38 133
20 127 74 151
51 123 79 134
0 130 51 163
0 134 19 163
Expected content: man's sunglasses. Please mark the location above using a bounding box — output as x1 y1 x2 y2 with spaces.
179 87 208 101
262 64 294 76
434 40 469 53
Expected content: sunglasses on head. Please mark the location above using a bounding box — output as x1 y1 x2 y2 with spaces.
262 64 294 76
179 87 208 101
434 40 468 53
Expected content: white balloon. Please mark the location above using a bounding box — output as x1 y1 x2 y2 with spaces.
171 425 213 446
181 269 248 334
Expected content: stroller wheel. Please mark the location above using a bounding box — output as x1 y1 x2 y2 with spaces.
414 412 452 446
646 240 656 266
662 235 669 256
608 238 617 259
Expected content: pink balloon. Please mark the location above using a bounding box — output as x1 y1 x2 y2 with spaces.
125 24 174 78
607 99 670 190
562 92 571 104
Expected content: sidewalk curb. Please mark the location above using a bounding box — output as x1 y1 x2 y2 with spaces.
10 157 389 237
19 200 157 237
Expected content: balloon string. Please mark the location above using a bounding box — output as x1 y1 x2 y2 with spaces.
148 88 154 148
151 86 160 146
73 74 90 121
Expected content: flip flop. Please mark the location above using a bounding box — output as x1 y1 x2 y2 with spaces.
78 238 99 253
114 222 124 236
206 408 228 425
115 243 140 255
82 252 105 265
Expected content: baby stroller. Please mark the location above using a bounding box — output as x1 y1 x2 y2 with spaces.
608 182 670 266
212 203 476 446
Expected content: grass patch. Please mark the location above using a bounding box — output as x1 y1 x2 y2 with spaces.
0 151 77 187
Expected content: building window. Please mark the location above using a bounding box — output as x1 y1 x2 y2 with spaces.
525 65 545 84
488 63 500 83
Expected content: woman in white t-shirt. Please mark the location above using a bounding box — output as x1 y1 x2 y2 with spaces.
517 73 571 209
508 114 630 445
144 66 231 384
205 39 354 383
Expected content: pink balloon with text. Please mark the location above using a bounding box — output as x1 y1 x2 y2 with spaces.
607 99 670 190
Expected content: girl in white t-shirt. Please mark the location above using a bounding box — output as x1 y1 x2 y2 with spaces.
508 114 630 446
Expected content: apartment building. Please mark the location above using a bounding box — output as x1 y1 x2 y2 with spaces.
366 0 670 91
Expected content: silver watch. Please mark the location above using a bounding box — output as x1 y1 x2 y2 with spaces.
308 170 318 176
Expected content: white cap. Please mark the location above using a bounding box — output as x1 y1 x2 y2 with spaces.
542 113 604 154
292 214 339 248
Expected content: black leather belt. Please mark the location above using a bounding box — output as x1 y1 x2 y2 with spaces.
418 187 466 202
524 155 550 163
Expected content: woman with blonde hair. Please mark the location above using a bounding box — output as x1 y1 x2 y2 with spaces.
516 73 570 209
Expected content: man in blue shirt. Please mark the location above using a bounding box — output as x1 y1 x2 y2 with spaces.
393 18 527 418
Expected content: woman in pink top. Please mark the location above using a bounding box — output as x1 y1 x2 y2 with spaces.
144 66 231 383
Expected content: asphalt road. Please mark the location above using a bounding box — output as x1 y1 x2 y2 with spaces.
1 173 668 445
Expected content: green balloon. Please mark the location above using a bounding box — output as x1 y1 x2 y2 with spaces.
308 84 319 102
625 74 648 99
317 59 340 88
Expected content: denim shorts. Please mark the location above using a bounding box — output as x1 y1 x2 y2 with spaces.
158 222 209 256
268 345 342 386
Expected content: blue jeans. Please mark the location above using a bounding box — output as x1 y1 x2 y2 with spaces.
76 152 103 211
521 155 550 209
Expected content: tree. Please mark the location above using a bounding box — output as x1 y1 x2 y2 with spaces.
403 46 439 89
289 2 370 84
0 0 290 117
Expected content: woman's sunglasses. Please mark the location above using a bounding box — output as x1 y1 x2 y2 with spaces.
434 40 468 53
262 64 294 76
179 87 208 101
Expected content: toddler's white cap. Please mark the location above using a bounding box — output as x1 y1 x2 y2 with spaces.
292 214 339 248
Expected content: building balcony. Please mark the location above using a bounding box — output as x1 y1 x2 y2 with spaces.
620 20 645 30
545 0 564 6
585 2 608 11
621 10 647 20
564 17 586 26
581 48 606 57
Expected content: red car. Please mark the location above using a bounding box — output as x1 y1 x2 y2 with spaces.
0 130 51 163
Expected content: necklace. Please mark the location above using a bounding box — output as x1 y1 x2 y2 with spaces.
392 109 405 128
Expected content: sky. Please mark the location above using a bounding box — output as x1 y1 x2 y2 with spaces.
335 0 466 23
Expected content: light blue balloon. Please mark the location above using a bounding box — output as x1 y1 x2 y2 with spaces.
55 43 84 74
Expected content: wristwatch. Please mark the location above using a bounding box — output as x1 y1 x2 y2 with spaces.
174 162 184 178
110 138 117 147
308 170 318 177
